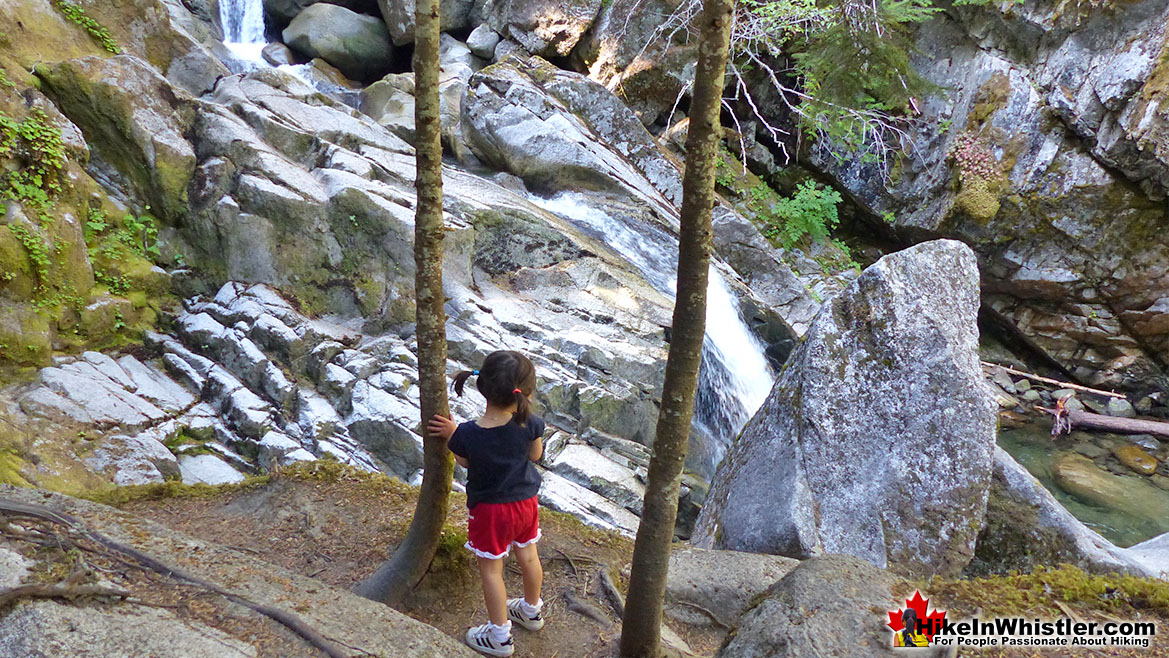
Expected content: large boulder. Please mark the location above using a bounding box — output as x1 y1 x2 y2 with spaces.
694 240 998 578
264 0 380 25
376 0 472 46
716 554 943 658
481 0 600 58
282 3 394 81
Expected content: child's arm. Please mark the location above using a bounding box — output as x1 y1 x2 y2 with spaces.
427 414 469 467
528 436 543 462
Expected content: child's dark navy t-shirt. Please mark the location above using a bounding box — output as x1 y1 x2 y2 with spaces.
449 415 545 508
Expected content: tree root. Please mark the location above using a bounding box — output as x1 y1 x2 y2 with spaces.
597 565 625 618
0 582 130 609
0 498 348 658
562 590 613 628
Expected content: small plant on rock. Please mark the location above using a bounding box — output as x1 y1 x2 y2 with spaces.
948 131 1003 223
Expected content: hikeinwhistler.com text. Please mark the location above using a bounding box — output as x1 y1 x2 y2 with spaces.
924 616 1157 648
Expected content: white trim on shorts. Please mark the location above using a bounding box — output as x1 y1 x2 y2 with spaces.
465 529 542 560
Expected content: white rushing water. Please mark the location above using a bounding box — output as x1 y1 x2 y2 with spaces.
219 0 268 66
530 192 774 473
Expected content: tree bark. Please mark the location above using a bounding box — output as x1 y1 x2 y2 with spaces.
353 0 453 607
1064 410 1169 439
618 0 733 654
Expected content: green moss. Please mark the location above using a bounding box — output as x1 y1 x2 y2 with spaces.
967 72 1011 129
80 475 273 507
0 450 31 487
928 565 1169 618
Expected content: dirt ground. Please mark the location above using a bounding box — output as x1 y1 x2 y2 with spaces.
83 462 1169 658
110 463 723 658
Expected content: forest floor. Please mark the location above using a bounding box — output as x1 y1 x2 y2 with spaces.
85 462 1169 658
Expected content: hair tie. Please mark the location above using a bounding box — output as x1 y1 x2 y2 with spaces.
471 369 479 376
513 388 522 394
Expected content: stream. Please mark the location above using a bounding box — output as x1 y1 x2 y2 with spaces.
999 423 1169 547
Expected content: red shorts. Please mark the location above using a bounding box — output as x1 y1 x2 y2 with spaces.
466 496 540 560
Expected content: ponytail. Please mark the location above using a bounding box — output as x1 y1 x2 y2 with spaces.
451 369 475 396
513 386 531 426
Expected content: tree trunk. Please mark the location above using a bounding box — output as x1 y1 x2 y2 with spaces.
352 0 452 607
618 0 733 654
1065 410 1169 439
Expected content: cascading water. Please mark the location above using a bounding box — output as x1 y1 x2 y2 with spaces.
530 192 774 476
219 0 268 66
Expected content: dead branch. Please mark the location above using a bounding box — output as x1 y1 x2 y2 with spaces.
0 498 348 658
982 362 1125 399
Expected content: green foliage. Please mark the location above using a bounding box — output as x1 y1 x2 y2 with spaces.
50 0 120 54
762 180 843 248
0 66 14 91
7 223 51 288
0 109 66 222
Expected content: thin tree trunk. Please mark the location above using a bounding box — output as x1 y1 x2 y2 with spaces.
353 0 453 607
618 0 733 653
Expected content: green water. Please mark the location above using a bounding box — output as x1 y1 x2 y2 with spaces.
997 425 1169 548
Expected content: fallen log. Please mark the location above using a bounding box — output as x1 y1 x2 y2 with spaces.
1064 410 1169 439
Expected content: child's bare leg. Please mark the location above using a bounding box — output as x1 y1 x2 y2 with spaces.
477 556 508 626
512 543 542 606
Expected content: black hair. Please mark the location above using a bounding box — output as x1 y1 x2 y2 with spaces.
901 608 919 643
451 350 537 425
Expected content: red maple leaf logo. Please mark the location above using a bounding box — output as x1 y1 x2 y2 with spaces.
887 591 947 641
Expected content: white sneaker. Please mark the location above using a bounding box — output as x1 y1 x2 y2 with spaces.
465 623 515 657
507 598 545 631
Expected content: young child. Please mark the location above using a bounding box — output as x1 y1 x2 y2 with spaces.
427 350 545 657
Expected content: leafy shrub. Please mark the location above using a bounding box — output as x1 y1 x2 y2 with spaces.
764 180 843 248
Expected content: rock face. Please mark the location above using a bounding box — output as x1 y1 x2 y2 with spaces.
282 3 394 80
802 1 1169 393
716 554 937 658
694 240 998 578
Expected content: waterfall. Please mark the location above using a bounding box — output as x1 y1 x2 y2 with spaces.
530 192 774 476
219 0 268 66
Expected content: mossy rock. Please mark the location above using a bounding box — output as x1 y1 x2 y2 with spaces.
0 303 52 367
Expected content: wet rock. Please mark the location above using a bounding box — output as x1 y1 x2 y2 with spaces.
695 241 997 578
1072 442 1109 460
283 4 394 80
261 42 298 67
1113 444 1159 475
1054 453 1169 522
665 547 798 629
